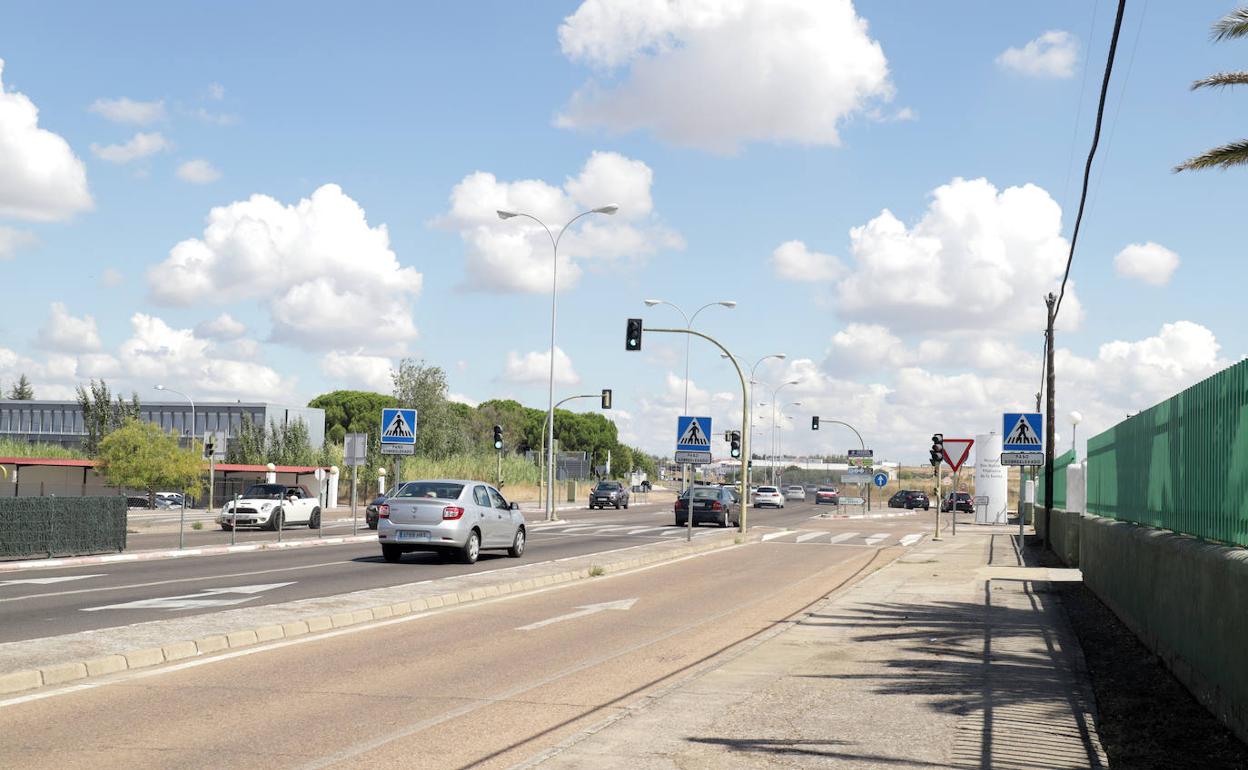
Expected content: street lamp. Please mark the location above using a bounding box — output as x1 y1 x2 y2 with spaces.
761 380 799 484
776 402 801 479
498 204 619 522
723 353 786 495
153 385 195 446
1069 410 1083 454
644 299 736 493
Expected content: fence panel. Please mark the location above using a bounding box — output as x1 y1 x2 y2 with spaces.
1036 449 1075 510
0 496 126 559
1085 358 1248 547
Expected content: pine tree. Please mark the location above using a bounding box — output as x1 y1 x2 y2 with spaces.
7 374 34 400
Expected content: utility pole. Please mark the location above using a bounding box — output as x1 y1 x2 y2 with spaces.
1043 292 1057 547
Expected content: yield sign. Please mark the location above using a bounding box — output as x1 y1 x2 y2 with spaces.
942 439 974 472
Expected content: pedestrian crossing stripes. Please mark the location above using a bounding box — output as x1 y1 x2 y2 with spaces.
763 530 926 548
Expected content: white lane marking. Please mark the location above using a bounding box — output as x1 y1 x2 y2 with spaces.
0 574 106 587
826 532 860 545
864 533 889 546
626 527 671 535
81 582 295 612
516 598 639 631
760 531 791 542
794 532 825 543
899 533 923 547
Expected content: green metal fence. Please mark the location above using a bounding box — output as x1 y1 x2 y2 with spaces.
1036 449 1075 510
1085 358 1248 547
0 497 127 560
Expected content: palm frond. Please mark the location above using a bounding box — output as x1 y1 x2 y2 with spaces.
1192 71 1248 90
1212 7 1248 41
1174 139 1248 172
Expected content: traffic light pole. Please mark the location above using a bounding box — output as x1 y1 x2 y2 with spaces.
538 393 606 519
812 418 868 511
644 327 750 533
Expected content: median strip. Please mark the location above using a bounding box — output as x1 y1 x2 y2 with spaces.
0 528 754 698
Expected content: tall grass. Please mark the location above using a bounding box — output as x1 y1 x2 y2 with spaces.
398 453 541 485
0 438 87 459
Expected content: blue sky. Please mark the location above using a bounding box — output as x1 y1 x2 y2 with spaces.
0 1 1243 460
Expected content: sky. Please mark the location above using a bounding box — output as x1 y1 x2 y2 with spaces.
0 0 1244 463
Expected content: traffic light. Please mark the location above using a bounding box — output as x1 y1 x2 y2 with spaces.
625 318 643 351
811 416 820 430
930 433 943 467
202 438 215 460
730 430 741 459
601 389 613 409
493 425 504 451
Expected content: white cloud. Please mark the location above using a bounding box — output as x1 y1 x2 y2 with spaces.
822 177 1080 335
207 83 225 100
100 268 124 287
37 302 102 353
448 392 479 407
0 59 93 221
0 227 36 260
88 97 166 125
557 0 894 153
176 159 222 184
503 347 580 386
321 350 394 393
440 151 682 293
771 240 844 282
1114 242 1180 286
997 30 1078 79
90 131 172 163
190 107 239 126
194 313 246 340
147 183 422 353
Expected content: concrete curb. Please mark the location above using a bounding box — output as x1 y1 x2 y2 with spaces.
0 530 754 697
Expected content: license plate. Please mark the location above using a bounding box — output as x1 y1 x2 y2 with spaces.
397 530 430 541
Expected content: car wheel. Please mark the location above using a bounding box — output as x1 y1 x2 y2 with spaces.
266 508 283 531
381 544 403 563
719 512 727 528
367 522 378 530
308 508 321 529
615 503 621 509
460 529 481 564
624 501 629 509
219 523 233 531
508 527 526 558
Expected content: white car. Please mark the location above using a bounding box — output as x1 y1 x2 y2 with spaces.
753 485 786 508
784 485 806 501
218 483 322 530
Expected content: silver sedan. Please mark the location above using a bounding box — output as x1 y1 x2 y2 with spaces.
378 479 526 564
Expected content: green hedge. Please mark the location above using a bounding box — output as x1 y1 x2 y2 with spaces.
0 497 126 560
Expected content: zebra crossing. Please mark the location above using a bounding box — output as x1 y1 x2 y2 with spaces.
763 530 926 548
530 522 719 539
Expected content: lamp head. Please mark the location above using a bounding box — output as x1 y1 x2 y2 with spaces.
154 384 166 391
594 204 620 215
496 210 518 220
1070 410 1083 426
718 300 738 308
644 299 662 306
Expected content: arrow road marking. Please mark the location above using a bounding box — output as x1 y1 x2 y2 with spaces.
517 598 638 631
81 582 295 612
0 574 106 587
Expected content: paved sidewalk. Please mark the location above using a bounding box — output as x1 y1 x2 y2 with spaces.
529 525 1108 769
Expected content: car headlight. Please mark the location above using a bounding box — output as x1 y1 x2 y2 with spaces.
260 502 273 511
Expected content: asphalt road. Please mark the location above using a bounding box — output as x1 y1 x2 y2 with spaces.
0 535 895 769
0 499 936 644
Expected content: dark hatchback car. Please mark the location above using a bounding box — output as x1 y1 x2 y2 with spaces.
942 492 974 513
888 490 931 510
674 486 739 528
590 480 630 510
366 495 387 529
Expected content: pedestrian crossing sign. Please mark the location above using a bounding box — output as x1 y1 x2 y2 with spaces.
1002 412 1043 452
676 416 713 453
381 408 418 445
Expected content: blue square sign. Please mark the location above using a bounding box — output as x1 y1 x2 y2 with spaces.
1002 412 1043 452
380 408 417 445
676 416 713 452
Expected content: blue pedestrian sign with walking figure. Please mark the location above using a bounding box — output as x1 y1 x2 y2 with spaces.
675 415 713 465
381 408 417 445
1002 412 1044 452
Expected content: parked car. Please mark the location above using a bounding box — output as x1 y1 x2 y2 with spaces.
814 486 839 505
126 495 152 509
888 490 930 510
589 480 630 510
366 494 388 529
377 479 524 564
942 492 974 513
753 485 785 508
217 484 322 530
154 492 185 509
674 486 739 528
784 485 806 501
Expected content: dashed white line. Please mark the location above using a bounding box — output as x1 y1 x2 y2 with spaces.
794 532 825 543
826 532 859 545
864 533 889 546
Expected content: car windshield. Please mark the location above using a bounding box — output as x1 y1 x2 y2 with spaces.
818 487 836 492
682 488 721 500
242 484 286 499
596 482 620 490
393 482 465 500
758 487 778 493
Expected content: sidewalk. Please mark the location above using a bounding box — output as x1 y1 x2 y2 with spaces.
529 525 1108 769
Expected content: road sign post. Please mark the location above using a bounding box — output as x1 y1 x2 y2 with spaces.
676 416 712 542
344 432 368 537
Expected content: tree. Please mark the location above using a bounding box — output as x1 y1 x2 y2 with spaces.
227 414 268 465
77 380 140 456
7 374 34 400
225 414 326 466
1176 7 1248 171
392 359 461 459
97 420 203 507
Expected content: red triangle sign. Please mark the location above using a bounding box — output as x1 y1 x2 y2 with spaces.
942 439 974 472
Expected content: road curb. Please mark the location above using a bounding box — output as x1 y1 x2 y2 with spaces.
0 530 755 697
0 534 381 574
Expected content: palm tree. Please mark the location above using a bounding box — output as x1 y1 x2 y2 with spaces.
1175 7 1248 172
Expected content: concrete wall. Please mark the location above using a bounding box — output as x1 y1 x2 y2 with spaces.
1072 515 1248 744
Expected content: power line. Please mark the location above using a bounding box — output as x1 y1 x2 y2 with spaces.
1054 0 1129 322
